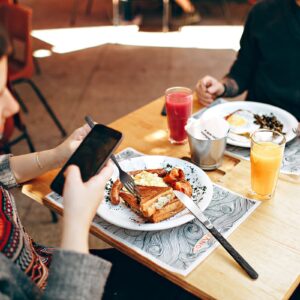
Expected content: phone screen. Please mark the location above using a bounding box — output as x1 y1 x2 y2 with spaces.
51 124 122 195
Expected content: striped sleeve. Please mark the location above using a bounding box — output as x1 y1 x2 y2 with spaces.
0 155 18 188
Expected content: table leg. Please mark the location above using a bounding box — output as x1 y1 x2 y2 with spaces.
162 0 170 32
112 0 120 26
70 0 80 26
86 0 94 15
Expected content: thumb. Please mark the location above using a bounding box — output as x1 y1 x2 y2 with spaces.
207 82 221 95
86 161 113 190
64 165 83 186
202 76 213 88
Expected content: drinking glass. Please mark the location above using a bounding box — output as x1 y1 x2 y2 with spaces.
165 87 193 144
250 129 286 200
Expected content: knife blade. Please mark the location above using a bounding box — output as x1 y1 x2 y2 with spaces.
173 190 258 280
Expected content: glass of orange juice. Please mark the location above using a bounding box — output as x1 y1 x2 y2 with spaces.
250 129 286 200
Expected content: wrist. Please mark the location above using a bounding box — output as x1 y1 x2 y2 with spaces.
63 217 91 235
61 233 89 254
218 82 226 97
61 220 90 254
52 145 67 168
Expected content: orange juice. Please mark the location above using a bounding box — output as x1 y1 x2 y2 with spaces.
250 141 284 198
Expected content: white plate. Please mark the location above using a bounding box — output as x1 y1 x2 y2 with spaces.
200 101 298 148
97 156 213 231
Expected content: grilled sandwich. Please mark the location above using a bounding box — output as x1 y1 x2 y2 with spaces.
119 185 185 223
110 168 192 223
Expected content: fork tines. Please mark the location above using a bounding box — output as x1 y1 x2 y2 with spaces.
124 181 141 202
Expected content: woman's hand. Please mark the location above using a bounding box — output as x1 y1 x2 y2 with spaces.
55 124 91 167
195 75 225 107
61 162 113 253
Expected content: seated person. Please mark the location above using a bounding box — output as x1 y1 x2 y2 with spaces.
196 0 300 121
0 26 114 300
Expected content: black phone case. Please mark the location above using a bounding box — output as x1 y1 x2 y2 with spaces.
50 125 122 195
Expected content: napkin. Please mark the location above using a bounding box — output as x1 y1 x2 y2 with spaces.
186 116 229 140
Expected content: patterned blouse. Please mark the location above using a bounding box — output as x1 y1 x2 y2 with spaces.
0 155 52 289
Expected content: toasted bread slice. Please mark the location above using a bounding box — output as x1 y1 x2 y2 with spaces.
147 198 185 223
119 185 174 218
119 191 140 213
138 186 173 217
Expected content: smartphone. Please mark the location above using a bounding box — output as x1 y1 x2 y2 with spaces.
51 124 123 195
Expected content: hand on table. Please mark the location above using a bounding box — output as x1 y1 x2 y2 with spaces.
195 75 225 107
61 162 113 254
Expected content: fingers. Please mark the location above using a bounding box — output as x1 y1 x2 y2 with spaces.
99 160 114 182
199 97 214 107
76 124 91 140
82 123 91 134
207 84 220 95
201 76 214 88
196 76 219 107
196 81 214 106
63 165 83 193
86 161 114 189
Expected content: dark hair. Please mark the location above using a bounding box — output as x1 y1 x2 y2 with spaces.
0 25 11 58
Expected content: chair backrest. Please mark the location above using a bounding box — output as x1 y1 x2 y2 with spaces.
0 82 18 147
0 3 34 78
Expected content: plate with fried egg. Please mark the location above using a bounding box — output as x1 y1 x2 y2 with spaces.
97 155 213 231
200 101 298 147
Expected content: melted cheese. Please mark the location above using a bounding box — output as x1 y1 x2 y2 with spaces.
133 171 167 187
154 194 173 209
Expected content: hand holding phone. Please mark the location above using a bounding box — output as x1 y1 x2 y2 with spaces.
51 124 123 195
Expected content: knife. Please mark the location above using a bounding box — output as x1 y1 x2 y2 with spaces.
173 190 258 280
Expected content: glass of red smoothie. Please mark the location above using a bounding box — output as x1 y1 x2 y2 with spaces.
165 87 193 144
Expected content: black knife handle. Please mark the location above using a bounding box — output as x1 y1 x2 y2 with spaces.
208 226 258 280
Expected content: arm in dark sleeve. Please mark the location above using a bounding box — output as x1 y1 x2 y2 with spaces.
42 250 112 300
223 7 259 97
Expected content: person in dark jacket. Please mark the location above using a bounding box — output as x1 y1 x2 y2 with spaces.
196 0 300 121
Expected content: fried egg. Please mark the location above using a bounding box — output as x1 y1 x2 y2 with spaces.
226 110 260 135
133 171 167 187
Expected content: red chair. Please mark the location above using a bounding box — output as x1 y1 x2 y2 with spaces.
0 82 35 153
0 3 66 137
0 114 35 154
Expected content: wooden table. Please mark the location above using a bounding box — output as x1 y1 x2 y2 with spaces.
22 96 300 300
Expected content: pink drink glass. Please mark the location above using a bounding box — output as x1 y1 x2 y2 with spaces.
165 87 193 144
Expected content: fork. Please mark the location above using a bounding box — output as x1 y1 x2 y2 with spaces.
110 155 141 200
84 116 141 200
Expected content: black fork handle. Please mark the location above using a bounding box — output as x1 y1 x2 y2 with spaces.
85 115 95 129
110 154 122 171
